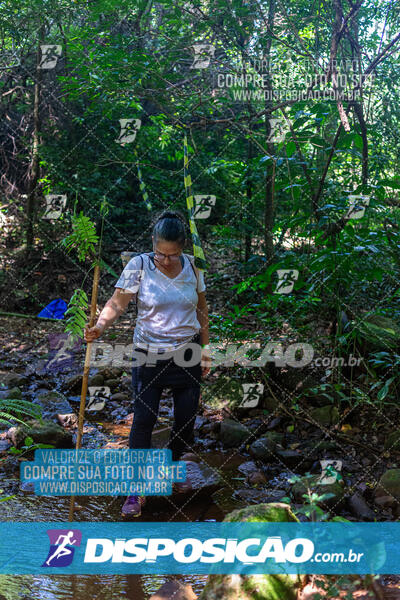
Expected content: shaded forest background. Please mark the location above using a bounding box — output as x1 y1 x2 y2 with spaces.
0 0 399 417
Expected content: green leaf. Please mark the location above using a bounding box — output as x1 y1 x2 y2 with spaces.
286 141 296 157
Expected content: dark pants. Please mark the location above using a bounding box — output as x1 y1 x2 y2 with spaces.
129 334 202 461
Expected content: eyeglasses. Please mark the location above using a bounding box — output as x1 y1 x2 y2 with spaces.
154 251 181 262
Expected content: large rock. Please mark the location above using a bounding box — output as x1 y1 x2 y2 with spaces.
310 405 340 427
99 367 123 379
348 492 376 520
62 374 82 394
224 501 298 523
0 372 28 388
291 475 345 509
198 503 304 600
275 448 307 469
374 469 400 504
148 460 222 510
219 419 250 448
7 387 22 399
6 419 74 448
33 391 73 421
88 373 105 387
183 460 221 494
249 432 284 461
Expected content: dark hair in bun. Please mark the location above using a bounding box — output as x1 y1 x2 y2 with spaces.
153 209 187 247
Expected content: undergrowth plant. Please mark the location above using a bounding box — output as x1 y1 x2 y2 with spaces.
61 201 107 340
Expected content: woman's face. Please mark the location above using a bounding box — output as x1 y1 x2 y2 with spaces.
152 237 183 271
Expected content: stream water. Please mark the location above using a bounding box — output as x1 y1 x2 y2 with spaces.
0 430 261 599
0 352 294 599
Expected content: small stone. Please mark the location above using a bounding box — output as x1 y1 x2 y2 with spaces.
34 391 73 421
219 419 250 448
181 453 200 463
57 413 78 429
104 378 120 390
348 492 376 520
0 439 11 452
238 461 258 476
7 387 22 399
248 470 267 486
100 367 123 379
7 419 74 448
249 432 284 461
0 372 28 387
111 392 129 402
62 374 82 393
88 374 104 386
20 481 35 493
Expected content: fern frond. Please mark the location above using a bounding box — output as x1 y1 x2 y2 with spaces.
64 288 88 341
0 398 42 427
62 212 99 262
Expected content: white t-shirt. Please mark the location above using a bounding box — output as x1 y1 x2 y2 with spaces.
115 253 206 351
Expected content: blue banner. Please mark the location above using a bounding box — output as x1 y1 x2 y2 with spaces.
19 449 186 496
0 522 396 574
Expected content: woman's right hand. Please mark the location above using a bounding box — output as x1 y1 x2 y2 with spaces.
84 323 104 343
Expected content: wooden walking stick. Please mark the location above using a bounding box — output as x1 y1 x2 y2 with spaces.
63 209 107 522
68 260 100 521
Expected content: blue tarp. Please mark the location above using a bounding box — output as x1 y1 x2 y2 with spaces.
37 299 68 320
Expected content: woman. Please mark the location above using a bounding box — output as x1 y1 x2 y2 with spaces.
84 210 211 516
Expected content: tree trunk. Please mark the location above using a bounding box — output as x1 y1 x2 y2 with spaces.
263 0 276 268
26 24 44 255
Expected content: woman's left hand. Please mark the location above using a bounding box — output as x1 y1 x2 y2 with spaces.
201 347 212 377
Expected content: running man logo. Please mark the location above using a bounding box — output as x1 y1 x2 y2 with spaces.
266 117 289 144
115 119 141 144
45 333 81 373
318 460 343 485
43 194 67 220
240 383 264 408
39 45 62 69
87 386 111 412
42 529 82 567
190 44 215 69
274 269 299 294
193 195 216 219
118 268 144 294
346 195 370 220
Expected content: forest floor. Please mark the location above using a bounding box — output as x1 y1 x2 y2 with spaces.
0 313 400 599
